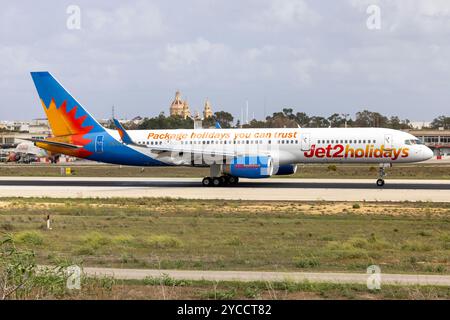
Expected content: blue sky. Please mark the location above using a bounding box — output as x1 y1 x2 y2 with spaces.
1 0 450 121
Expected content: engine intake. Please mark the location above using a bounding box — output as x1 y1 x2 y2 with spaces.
274 164 297 176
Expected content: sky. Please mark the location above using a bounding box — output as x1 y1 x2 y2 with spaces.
1 0 450 122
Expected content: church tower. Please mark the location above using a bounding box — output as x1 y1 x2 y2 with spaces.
203 99 213 119
182 99 191 119
170 91 190 118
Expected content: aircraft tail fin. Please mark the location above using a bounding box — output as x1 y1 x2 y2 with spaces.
30 72 104 137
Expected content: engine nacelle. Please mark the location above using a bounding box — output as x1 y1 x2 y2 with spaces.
223 156 274 179
274 164 298 176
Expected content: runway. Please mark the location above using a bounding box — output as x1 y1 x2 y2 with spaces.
0 177 449 202
50 266 450 286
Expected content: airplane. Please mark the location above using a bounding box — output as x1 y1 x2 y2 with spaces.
7 141 60 163
29 71 434 187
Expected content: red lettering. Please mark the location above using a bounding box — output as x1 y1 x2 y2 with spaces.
304 145 316 158
325 145 333 157
316 147 326 158
333 144 344 158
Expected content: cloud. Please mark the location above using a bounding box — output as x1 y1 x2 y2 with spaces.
1 1 450 120
86 1 165 39
241 0 321 31
159 38 230 72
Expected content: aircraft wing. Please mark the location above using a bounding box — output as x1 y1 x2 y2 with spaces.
112 119 256 158
146 144 240 158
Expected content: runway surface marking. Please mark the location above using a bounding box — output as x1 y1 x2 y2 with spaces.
0 177 449 202
75 267 450 286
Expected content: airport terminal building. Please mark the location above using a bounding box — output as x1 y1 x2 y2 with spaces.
407 129 450 158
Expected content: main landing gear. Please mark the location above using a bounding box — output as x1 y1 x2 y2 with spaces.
202 175 239 187
202 164 239 187
376 163 391 187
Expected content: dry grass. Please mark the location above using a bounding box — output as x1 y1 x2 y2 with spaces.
0 197 448 275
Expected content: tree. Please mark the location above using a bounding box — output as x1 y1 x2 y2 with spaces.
430 115 450 129
354 110 388 127
282 108 295 120
295 112 310 127
309 116 330 128
138 113 194 129
327 113 346 128
213 111 234 128
388 116 411 130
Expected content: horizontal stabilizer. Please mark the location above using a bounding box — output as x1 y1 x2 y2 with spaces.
23 138 81 149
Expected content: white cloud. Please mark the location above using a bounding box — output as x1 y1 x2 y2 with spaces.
86 1 165 39
292 59 316 86
242 0 320 31
159 38 230 72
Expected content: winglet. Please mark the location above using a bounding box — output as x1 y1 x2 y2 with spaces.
113 119 135 145
215 121 222 129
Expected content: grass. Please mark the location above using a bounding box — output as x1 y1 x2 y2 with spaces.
0 162 449 179
95 277 450 300
13 231 44 246
0 197 448 275
146 235 182 248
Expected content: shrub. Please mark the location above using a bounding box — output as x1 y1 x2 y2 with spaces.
0 223 14 231
294 256 320 268
112 235 135 245
401 240 433 252
146 235 182 248
327 165 337 172
75 245 96 256
225 236 243 246
352 203 361 209
13 231 44 246
81 232 111 249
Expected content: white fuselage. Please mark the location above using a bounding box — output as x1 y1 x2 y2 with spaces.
106 127 433 166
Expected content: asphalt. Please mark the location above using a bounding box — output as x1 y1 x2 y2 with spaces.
75 267 450 286
0 177 449 202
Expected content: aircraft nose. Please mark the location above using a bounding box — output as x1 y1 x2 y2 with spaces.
422 147 434 160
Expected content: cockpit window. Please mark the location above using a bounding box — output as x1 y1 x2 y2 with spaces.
405 139 424 145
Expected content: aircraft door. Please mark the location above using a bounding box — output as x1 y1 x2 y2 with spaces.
384 134 393 149
301 133 311 151
95 135 104 153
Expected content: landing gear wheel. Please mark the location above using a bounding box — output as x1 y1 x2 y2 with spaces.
376 179 385 187
212 177 223 187
202 177 212 187
227 176 239 185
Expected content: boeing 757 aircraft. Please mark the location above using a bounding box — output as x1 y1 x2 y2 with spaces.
29 72 433 187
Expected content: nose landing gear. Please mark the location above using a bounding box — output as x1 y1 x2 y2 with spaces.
376 163 391 187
